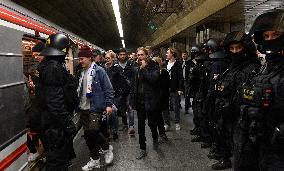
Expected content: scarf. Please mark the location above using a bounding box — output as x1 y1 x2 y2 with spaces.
77 62 96 98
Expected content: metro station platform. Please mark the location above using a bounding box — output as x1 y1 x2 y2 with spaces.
67 100 232 171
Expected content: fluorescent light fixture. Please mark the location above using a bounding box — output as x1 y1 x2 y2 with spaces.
122 39 125 48
111 0 125 48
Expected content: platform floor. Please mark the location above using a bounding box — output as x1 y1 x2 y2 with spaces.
69 99 233 171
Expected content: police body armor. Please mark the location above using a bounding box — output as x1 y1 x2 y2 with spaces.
216 63 258 121
186 61 198 97
215 69 231 121
240 63 284 150
192 63 208 102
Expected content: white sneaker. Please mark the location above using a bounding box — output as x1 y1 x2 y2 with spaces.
82 158 100 171
104 145 114 165
164 124 170 131
28 152 39 162
176 123 181 131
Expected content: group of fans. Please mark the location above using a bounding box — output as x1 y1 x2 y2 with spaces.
24 9 284 171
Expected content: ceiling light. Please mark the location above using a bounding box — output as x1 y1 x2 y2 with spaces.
122 39 125 48
111 0 125 48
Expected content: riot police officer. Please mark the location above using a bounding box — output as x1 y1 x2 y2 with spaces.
212 31 261 170
38 33 77 171
187 46 202 135
190 51 210 141
237 9 284 171
197 39 230 149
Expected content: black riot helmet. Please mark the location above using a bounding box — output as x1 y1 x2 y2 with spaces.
195 53 209 62
249 9 284 54
223 31 256 55
209 50 227 60
40 33 70 56
205 38 221 53
190 45 201 59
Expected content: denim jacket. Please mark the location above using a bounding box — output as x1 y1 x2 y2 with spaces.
90 64 114 112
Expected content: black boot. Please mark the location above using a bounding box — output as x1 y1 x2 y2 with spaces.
211 158 232 170
201 142 211 148
112 133 118 140
210 143 217 153
191 136 203 142
190 127 200 135
159 134 168 143
207 151 223 160
136 150 147 160
153 139 159 150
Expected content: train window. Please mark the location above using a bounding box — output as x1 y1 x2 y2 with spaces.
22 35 45 77
21 34 78 77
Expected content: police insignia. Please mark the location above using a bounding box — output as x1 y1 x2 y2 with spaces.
217 85 224 92
243 89 254 100
46 38 50 45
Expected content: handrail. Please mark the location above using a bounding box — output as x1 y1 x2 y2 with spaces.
0 53 22 57
0 81 25 89
0 129 26 152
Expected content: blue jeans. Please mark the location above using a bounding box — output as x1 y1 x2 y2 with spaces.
170 92 180 123
127 108 135 128
127 95 135 128
107 105 118 134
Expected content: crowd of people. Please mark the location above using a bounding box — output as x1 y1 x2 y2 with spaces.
24 9 284 171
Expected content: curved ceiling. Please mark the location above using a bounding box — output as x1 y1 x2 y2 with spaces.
12 0 186 50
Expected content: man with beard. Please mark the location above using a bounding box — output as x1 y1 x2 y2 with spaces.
117 48 137 135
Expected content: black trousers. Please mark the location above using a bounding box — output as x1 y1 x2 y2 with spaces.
232 120 259 171
116 96 128 126
217 121 232 159
184 91 191 111
259 146 284 171
137 108 161 150
44 127 73 171
79 110 109 160
192 98 201 129
27 133 39 153
157 110 166 136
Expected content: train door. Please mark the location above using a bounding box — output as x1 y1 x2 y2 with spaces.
0 24 28 171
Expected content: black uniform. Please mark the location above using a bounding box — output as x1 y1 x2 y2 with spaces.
37 34 77 171
237 10 284 170
188 46 203 135
38 59 77 171
191 59 209 137
184 59 197 112
215 59 260 168
202 54 230 146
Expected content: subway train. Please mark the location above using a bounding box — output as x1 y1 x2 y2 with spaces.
0 2 102 170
